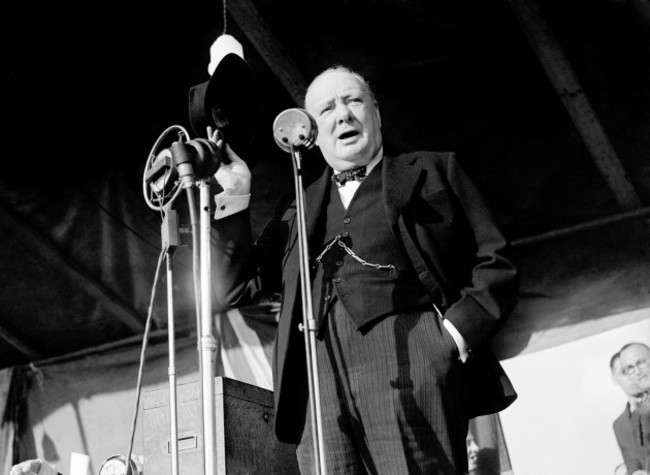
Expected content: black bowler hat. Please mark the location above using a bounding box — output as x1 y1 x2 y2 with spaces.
188 41 259 157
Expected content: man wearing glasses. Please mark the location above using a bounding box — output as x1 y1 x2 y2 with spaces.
612 342 650 475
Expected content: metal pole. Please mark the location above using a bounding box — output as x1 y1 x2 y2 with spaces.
166 254 180 475
199 179 218 475
290 146 326 475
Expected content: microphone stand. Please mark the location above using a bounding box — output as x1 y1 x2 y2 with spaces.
198 178 218 475
143 126 220 475
273 108 325 474
165 241 180 475
170 134 221 475
143 125 192 475
289 144 326 475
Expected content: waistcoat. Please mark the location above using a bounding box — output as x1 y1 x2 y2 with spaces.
311 165 431 329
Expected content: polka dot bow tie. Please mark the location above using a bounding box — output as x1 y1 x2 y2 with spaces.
331 166 367 186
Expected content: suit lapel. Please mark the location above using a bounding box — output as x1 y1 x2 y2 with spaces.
304 166 332 239
383 153 423 224
276 169 331 402
280 166 329 323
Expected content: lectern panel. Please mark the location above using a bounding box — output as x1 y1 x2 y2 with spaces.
143 377 299 474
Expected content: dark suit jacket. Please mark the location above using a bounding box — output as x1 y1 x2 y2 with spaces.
614 403 650 473
213 151 519 443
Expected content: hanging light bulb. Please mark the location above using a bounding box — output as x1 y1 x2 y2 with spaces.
207 34 244 75
187 0 259 157
207 0 244 75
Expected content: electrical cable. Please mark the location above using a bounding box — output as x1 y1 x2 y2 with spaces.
142 125 190 212
222 0 228 34
123 243 167 475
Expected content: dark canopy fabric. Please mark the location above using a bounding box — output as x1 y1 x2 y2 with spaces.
0 175 196 364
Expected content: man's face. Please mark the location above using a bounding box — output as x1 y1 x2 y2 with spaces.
612 356 645 397
618 344 650 392
305 70 383 171
466 432 479 472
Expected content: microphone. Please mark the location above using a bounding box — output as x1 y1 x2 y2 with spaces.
170 137 223 186
144 127 223 204
272 108 317 153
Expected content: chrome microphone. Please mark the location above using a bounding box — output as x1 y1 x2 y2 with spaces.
272 108 318 153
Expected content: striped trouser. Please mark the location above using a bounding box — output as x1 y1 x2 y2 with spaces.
296 300 469 474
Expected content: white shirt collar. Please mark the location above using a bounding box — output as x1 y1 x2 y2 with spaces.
630 391 650 412
334 155 383 209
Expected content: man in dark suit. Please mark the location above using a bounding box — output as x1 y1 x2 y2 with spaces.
612 342 650 475
212 66 519 474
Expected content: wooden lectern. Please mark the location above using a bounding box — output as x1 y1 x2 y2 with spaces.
143 377 300 474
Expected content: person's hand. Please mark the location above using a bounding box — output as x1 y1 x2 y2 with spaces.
442 318 471 362
215 143 251 196
10 459 57 475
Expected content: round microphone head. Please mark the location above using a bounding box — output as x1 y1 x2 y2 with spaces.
272 108 318 153
188 53 259 158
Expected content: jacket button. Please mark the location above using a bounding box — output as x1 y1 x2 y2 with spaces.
332 277 341 283
343 217 351 224
335 260 343 266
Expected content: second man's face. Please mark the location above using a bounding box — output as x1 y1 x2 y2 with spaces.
613 356 646 396
305 70 383 171
619 345 650 392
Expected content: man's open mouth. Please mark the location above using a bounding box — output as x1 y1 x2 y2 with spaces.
338 130 359 140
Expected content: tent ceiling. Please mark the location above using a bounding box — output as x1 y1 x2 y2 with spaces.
1 0 650 369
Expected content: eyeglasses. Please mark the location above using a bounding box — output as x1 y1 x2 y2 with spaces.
621 358 649 376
